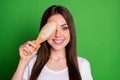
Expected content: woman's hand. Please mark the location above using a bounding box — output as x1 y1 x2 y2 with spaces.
12 40 40 80
19 40 40 62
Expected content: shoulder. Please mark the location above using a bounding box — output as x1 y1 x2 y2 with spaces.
77 56 93 80
77 56 90 66
23 55 37 79
77 56 91 71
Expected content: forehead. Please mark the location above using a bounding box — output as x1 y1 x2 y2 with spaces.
47 14 67 25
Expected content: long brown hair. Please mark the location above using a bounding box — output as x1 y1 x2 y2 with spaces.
30 5 82 80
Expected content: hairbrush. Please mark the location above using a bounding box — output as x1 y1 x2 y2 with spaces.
23 22 57 55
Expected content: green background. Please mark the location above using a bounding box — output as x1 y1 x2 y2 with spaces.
0 0 120 80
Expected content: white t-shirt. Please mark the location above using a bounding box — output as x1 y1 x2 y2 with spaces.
23 55 93 80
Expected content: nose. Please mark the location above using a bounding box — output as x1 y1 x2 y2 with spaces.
54 28 61 37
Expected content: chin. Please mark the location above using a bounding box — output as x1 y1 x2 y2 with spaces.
51 45 65 51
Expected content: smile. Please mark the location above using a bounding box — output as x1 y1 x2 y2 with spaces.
52 39 64 45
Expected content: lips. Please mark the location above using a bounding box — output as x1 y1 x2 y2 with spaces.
52 39 64 45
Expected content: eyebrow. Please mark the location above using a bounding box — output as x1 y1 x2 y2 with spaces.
61 23 68 27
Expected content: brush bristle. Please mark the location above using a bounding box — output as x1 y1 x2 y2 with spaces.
36 22 57 44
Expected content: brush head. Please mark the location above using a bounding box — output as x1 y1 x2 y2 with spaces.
36 22 57 45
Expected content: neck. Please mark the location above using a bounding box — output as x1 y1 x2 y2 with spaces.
50 48 66 60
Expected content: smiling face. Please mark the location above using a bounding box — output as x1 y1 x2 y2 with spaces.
47 14 70 51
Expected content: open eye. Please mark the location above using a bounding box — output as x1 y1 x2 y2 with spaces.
62 26 69 31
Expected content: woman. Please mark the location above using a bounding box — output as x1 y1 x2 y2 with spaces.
12 5 93 80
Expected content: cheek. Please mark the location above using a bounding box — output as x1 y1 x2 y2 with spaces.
65 31 70 39
47 34 54 43
47 38 52 44
64 32 70 44
47 36 55 47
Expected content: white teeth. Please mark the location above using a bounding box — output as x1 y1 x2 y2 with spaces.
53 40 63 44
54 41 62 43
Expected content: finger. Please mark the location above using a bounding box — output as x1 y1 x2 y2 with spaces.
27 41 36 49
22 47 31 55
26 43 37 55
19 45 31 56
19 45 25 52
19 40 37 56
